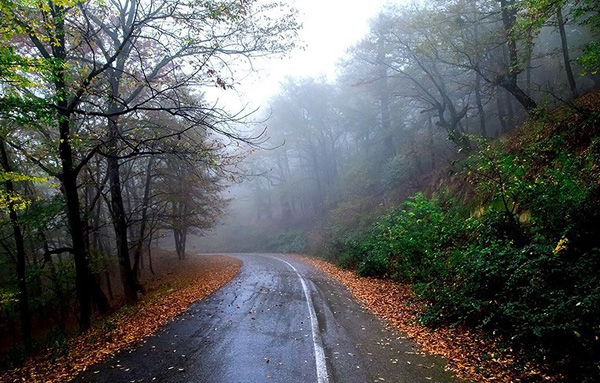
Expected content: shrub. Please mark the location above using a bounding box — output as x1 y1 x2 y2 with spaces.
330 192 466 280
329 123 600 381
424 233 600 382
268 230 306 253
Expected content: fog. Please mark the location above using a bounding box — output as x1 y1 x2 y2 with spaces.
196 0 599 254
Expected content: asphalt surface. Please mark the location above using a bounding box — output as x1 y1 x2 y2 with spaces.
74 254 462 383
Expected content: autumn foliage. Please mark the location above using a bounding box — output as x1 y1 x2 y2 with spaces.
302 256 557 383
0 255 241 383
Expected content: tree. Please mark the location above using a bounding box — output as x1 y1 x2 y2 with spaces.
1 0 299 330
519 0 580 97
497 0 539 112
268 78 346 214
571 0 600 74
0 135 32 350
158 154 226 260
356 6 473 149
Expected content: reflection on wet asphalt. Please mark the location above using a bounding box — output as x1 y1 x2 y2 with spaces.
74 254 461 383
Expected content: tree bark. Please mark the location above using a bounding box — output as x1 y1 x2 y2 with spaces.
496 87 509 135
172 195 189 261
133 157 155 275
174 228 187 260
51 3 110 332
498 76 534 115
107 140 139 304
556 6 579 98
56 87 97 330
475 72 487 136
147 220 157 275
0 137 31 351
61 151 93 330
498 0 538 114
427 115 436 170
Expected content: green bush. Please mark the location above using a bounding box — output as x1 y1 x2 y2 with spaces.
421 145 600 381
381 154 412 190
328 131 600 381
424 233 600 381
268 230 306 253
329 192 466 280
326 227 382 273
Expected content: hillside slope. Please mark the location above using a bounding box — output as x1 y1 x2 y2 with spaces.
328 92 600 382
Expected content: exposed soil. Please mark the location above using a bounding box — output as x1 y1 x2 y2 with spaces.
0 253 241 383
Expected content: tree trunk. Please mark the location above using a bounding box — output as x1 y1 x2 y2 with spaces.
173 198 189 261
107 149 139 304
52 4 111 331
61 159 93 331
524 26 534 96
496 87 509 135
133 157 155 275
556 6 579 98
52 6 90 332
280 193 292 223
498 0 538 114
57 111 106 329
497 75 536 115
179 229 187 260
377 24 395 159
475 73 487 136
0 138 31 351
91 161 114 301
427 115 436 170
174 229 184 260
504 86 515 119
147 223 156 275
124 179 136 243
308 145 323 209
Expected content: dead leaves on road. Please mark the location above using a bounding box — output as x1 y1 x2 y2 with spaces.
301 256 558 383
0 255 241 383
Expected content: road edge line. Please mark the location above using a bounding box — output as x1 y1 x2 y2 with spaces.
277 258 330 383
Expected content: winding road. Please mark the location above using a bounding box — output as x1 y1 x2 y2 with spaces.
74 254 461 383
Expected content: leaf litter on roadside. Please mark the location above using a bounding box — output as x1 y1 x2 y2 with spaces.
0 255 241 383
300 256 559 383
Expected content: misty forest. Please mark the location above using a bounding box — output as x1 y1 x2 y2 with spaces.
1 0 600 382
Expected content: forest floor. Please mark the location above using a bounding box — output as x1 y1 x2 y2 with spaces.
0 253 241 383
300 255 560 383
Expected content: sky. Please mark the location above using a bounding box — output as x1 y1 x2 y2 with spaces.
208 0 406 112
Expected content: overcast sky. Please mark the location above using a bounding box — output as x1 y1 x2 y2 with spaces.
209 0 406 111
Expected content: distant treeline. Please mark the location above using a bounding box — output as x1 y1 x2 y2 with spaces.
239 0 599 239
214 1 600 381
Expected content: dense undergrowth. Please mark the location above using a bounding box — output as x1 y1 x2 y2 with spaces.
327 96 600 382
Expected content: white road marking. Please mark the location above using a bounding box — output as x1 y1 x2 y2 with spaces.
275 257 330 383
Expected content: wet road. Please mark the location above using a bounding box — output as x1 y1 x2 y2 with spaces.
74 254 461 383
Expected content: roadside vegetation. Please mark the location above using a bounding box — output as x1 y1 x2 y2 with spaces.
203 1 600 381
0 253 241 383
303 256 555 383
329 93 600 382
